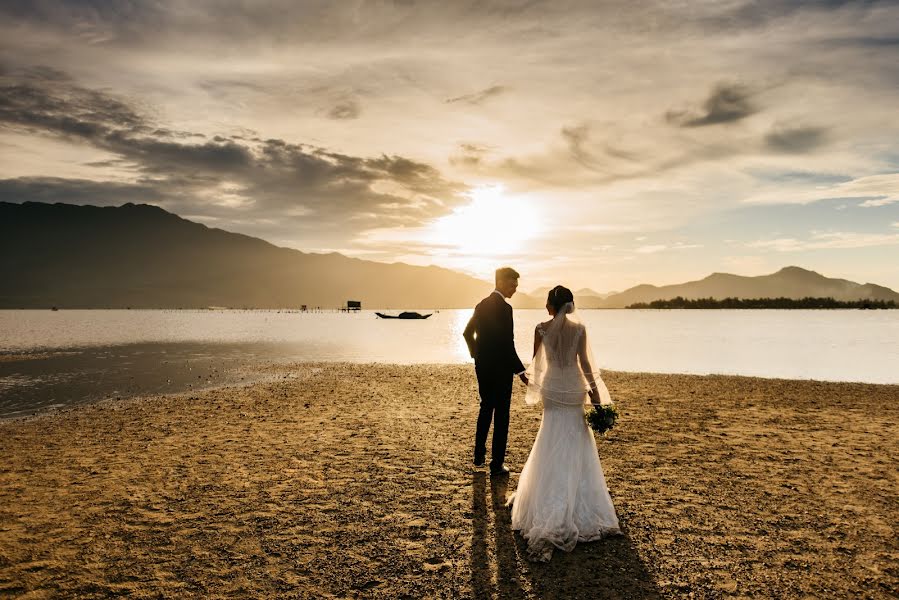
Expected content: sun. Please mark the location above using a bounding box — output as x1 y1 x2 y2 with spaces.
429 184 540 257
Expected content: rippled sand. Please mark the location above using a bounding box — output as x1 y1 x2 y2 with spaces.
1 364 896 598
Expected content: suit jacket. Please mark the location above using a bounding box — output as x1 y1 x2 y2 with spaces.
463 292 525 376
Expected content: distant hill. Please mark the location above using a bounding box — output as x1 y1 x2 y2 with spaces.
576 288 620 308
0 202 539 309
529 287 618 309
531 286 609 298
575 287 604 297
598 266 899 308
530 286 552 301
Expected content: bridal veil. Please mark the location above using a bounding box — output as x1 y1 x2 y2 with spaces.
524 302 612 407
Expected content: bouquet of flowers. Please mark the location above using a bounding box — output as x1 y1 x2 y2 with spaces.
585 404 618 435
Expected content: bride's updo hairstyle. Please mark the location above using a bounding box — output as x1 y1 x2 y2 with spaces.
547 285 574 313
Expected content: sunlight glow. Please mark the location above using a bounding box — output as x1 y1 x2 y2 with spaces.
429 185 540 256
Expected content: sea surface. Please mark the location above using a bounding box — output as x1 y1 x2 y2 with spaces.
1 309 897 418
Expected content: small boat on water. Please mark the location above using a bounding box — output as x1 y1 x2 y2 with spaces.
376 311 432 320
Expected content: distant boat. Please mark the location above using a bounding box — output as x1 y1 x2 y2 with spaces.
51 306 59 311
376 311 432 320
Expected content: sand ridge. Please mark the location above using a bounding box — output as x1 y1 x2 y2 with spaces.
0 363 897 598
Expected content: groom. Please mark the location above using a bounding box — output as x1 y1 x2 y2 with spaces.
463 267 528 476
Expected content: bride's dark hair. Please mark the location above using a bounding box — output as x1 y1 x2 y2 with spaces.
547 285 574 312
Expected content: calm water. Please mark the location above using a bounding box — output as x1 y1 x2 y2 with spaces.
1 309 897 417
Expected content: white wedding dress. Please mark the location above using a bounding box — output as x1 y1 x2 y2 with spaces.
510 303 621 562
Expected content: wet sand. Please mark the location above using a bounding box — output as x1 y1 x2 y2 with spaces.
0 364 896 598
0 343 294 418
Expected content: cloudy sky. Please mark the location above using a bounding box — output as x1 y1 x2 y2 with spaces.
2 0 898 292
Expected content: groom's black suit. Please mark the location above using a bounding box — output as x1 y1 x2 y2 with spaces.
463 291 526 471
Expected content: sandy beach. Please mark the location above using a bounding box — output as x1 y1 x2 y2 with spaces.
1 363 897 598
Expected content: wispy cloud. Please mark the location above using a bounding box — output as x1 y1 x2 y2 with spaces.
635 244 667 254
327 99 360 120
449 143 490 167
748 231 899 251
445 85 507 105
745 173 899 206
635 242 703 254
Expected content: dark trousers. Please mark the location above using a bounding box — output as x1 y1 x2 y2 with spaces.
474 366 513 470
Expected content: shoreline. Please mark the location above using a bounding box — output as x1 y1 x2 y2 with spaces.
3 349 898 422
1 363 897 598
5 365 899 422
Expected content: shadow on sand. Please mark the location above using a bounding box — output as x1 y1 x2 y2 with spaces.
471 472 661 599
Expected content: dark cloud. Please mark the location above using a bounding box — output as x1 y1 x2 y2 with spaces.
826 35 899 47
198 79 271 96
158 129 206 139
0 0 168 45
20 65 71 81
0 0 162 22
107 133 255 174
0 1 560 50
0 67 466 238
327 100 361 120
363 154 452 193
83 158 131 168
445 85 507 105
666 83 756 127
0 177 168 206
698 0 883 31
1 1 890 58
0 76 146 139
765 124 829 153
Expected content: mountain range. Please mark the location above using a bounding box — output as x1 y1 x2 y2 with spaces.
2 201 897 309
0 202 519 309
596 266 899 308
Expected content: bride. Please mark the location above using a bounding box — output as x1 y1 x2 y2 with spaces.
510 285 621 562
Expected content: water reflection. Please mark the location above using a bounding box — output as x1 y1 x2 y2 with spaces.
1 308 898 384
452 309 475 363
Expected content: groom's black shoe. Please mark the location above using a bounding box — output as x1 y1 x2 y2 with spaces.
473 456 486 467
490 465 510 477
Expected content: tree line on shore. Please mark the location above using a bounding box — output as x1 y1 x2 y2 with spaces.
626 296 898 309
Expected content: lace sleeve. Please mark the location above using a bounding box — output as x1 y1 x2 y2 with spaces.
533 323 545 359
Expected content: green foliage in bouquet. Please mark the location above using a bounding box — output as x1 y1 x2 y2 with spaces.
585 404 618 435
